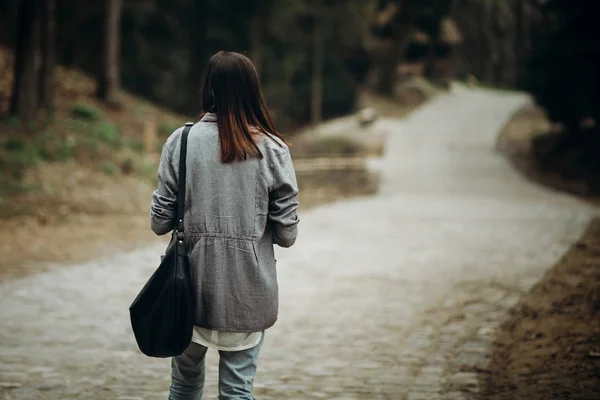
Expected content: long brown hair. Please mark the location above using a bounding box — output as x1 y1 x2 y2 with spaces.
198 51 286 163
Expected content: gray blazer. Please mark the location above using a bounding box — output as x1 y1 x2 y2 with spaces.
150 113 299 332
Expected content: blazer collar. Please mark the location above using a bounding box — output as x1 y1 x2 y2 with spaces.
201 112 217 123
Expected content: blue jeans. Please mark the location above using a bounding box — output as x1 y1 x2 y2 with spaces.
168 335 264 400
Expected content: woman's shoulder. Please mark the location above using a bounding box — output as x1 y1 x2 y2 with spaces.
165 122 215 148
164 123 198 147
257 132 289 157
158 127 185 160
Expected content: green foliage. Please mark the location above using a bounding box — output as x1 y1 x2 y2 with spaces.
2 116 21 130
69 102 104 122
94 121 120 145
37 131 77 162
257 0 367 129
99 160 119 175
323 61 360 118
159 122 181 138
82 136 101 159
279 53 359 126
525 1 600 130
139 157 158 183
68 118 92 133
0 138 43 166
121 137 143 152
0 137 43 182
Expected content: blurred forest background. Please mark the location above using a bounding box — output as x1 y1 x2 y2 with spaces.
0 0 598 232
0 0 562 127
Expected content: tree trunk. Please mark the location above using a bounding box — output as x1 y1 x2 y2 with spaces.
39 0 56 116
481 1 495 83
377 26 412 95
184 0 207 115
250 0 266 76
424 36 440 81
491 0 503 86
513 0 525 87
311 3 324 127
10 0 42 122
424 1 452 83
376 1 422 95
98 0 123 104
424 20 442 82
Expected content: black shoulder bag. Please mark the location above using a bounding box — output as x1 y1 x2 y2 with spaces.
129 122 196 358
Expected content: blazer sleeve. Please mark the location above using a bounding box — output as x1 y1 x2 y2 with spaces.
150 131 181 235
268 148 300 248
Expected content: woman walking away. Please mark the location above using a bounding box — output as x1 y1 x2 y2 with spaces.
150 51 299 399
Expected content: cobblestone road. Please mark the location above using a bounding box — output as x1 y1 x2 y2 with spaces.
1 88 597 399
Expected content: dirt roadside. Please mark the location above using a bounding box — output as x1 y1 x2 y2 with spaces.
483 108 600 399
484 218 600 399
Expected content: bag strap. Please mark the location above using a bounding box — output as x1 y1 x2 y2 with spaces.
176 122 194 236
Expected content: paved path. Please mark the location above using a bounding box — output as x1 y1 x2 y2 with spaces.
0 88 596 400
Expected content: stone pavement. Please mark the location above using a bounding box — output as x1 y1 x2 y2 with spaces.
0 88 597 399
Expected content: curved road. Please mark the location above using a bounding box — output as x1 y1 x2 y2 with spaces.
0 88 596 399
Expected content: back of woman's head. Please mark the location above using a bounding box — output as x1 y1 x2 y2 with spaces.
199 51 285 163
